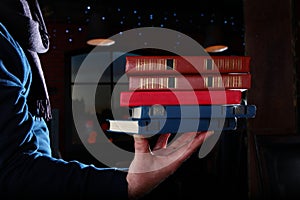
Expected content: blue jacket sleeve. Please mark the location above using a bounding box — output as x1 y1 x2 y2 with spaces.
0 22 129 199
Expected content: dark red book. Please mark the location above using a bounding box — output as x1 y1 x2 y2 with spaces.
120 90 242 107
128 73 251 91
125 55 251 75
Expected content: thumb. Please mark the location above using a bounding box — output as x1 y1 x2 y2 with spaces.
133 134 150 154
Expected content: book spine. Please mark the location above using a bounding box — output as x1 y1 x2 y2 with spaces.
125 56 251 74
138 118 237 134
129 105 256 119
128 74 251 90
119 90 242 107
108 118 237 135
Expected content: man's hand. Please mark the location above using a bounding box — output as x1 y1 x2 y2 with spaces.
126 131 212 200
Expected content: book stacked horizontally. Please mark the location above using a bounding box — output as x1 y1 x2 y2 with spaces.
108 55 256 135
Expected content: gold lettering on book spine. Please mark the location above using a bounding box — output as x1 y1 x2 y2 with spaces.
224 76 242 87
211 57 244 71
216 76 223 87
135 58 177 71
135 57 246 72
138 77 178 89
203 75 243 88
148 59 151 70
161 59 166 70
160 77 164 89
150 106 166 117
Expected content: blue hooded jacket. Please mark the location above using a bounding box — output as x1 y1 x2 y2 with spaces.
0 22 128 199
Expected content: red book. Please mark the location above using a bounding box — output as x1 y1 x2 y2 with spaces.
125 55 251 75
119 90 242 107
128 73 251 91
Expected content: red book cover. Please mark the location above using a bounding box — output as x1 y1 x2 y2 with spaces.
120 90 242 107
125 55 251 75
128 73 251 91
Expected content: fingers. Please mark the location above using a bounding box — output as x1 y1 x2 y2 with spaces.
168 132 198 149
152 133 171 151
133 134 150 154
133 131 212 159
188 131 212 152
166 131 212 163
182 131 212 157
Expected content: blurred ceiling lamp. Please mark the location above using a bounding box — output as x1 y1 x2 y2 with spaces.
204 23 228 53
86 13 115 46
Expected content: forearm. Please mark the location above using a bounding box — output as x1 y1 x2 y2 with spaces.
0 154 129 199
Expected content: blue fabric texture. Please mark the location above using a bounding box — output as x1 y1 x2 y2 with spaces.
0 22 128 199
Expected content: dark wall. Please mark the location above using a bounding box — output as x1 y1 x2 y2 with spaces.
244 0 298 198
295 0 300 132
245 0 296 135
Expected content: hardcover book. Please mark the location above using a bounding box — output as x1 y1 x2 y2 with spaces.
128 73 251 91
119 90 242 107
107 117 237 135
125 55 251 75
129 104 257 119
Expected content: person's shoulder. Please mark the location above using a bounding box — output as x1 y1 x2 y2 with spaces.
0 22 30 85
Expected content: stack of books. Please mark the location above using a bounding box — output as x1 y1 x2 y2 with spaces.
108 55 256 135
